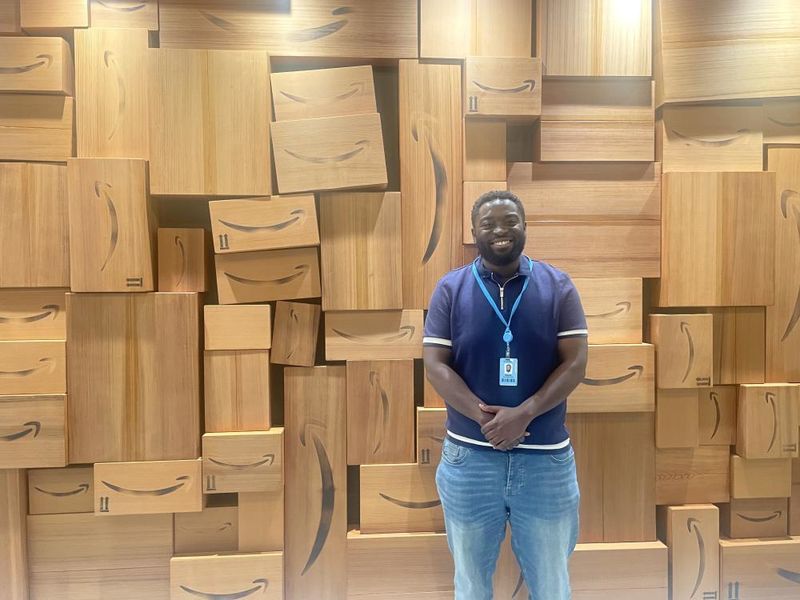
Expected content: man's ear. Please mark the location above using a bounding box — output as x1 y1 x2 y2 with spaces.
470 226 476 243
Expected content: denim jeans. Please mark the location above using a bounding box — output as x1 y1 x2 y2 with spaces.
435 437 580 600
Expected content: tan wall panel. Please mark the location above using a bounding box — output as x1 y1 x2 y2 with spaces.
650 314 713 389
720 497 789 539
0 395 66 468
170 553 283 600
174 505 238 555
360 464 443 534
0 289 66 341
20 0 88 29
417 407 446 469
325 310 423 361
204 305 272 351
271 301 320 367
656 446 730 505
764 98 800 144
204 350 271 433
570 542 667 595
89 0 158 30
0 95 73 161
0 0 21 33
30 567 169 600
27 466 93 515
730 454 792 499
464 57 541 118
720 537 800 599
202 430 283 494
656 389 699 448
0 341 65 395
464 119 506 182
709 307 766 385
573 278 643 344
238 490 283 553
0 37 72 94
0 470 28 600
736 384 800 460
158 228 208 293
699 386 737 446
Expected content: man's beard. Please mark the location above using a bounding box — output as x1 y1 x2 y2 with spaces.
475 236 526 266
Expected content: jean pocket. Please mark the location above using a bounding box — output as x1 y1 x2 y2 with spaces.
548 447 575 464
441 438 470 466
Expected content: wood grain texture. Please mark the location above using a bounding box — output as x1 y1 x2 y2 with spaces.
271 113 387 194
347 360 414 465
650 314 713 389
215 247 321 305
708 307 766 385
20 0 88 29
0 0 21 33
202 430 283 494
464 119 506 182
0 163 69 288
204 351 271 433
736 384 800 460
720 497 788 539
174 505 238 555
0 37 72 94
656 446 730 505
30 567 170 600
271 65 376 121
148 47 271 196
731 454 792 499
360 464 443 534
539 120 655 162
271 301 320 367
0 289 66 341
419 0 471 59
68 158 155 292
75 28 149 159
0 469 28 600
0 395 66 468
473 0 532 58
464 58 541 118
171 552 283 600
204 305 271 351
792 484 800 535
656 172 775 307
0 341 65 395
319 192 402 311
238 490 284 552
209 195 319 254
284 366 346 600
400 60 463 310
699 386 737 446
67 292 201 463
764 98 800 144
27 466 93 515
325 310 424 361
417 407 446 469
657 505 718 600
0 95 72 161
570 542 667 597
158 228 208 292
573 278 642 344
655 389 699 449
719 537 800 599
89 0 158 30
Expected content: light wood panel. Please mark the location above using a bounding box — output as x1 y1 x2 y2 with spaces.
204 351 271 433
792 484 800 535
320 192 402 311
737 384 800 460
416 407 446 469
158 228 208 292
0 341 65 395
67 293 201 463
539 121 654 163
325 310 424 361
204 305 271 351
709 307 766 385
0 395 65 468
20 0 88 29
360 464 443 534
0 37 72 94
473 0 532 58
400 60 463 309
347 360 414 465
656 389 699 448
68 158 155 292
202 430 283 494
75 28 149 159
238 490 284 552
764 98 800 144
650 314 713 389
27 466 93 515
271 65 376 121
566 414 604 542
656 505 718 600
271 301 320 367
464 119 506 182
419 0 470 59
699 386 737 446
89 0 158 30
720 497 789 539
730 455 792 499
0 163 69 288
573 278 642 344
570 542 667 597
464 57 541 118
0 95 72 161
656 446 730 505
656 172 775 307
148 47 271 196
209 195 319 254
171 552 283 600
0 289 66 341
30 566 170 600
174 505 238 555
1 469 28 600
719 537 800 599
0 0 20 33
284 366 346 600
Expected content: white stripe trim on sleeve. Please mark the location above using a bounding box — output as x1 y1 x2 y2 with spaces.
422 336 453 347
557 329 588 337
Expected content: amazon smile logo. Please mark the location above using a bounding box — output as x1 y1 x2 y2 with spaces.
332 325 415 344
284 139 369 164
103 51 125 141
207 454 275 470
218 209 306 233
1 420 41 441
0 357 55 378
736 510 782 523
34 483 89 497
686 518 707 599
669 128 750 147
94 181 119 271
707 392 721 440
280 82 365 106
680 321 695 383
765 392 778 453
776 568 800 584
369 371 389 454
95 0 147 12
585 301 631 319
582 365 643 386
102 475 190 496
174 235 186 287
179 578 270 599
411 114 448 265
378 493 441 509
224 264 309 287
779 189 800 341
0 53 52 74
471 79 536 94
299 421 335 576
290 6 353 43
0 304 59 323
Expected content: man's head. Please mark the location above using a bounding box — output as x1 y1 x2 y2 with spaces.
471 190 527 267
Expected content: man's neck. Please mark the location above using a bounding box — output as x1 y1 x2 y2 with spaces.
481 256 520 282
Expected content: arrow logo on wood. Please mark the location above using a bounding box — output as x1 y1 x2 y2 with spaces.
179 578 270 599
102 475 190 496
582 365 643 386
0 304 59 323
0 53 52 74
1 421 41 441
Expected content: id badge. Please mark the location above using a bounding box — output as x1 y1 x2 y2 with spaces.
499 358 518 387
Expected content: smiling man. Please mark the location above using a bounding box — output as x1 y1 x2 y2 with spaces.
423 190 588 600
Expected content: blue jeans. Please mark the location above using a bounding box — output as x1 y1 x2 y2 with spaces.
435 437 580 600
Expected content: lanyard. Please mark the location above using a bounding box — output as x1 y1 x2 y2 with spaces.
471 257 533 358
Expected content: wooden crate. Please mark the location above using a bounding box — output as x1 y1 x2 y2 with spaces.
0 289 66 341
709 307 766 385
731 454 792 499
656 446 730 505
238 490 284 552
158 228 208 292
0 37 72 94
20 0 88 29
174 505 238 555
360 464 443 534
271 65 376 121
417 407 447 469
719 537 800 599
649 314 713 389
271 301 320 367
699 387 737 446
202 430 283 494
204 351 271 433
736 384 800 460
171 552 283 600
0 95 72 161
0 341 65 395
325 310 424 361
464 57 541 118
89 0 158 30
27 466 93 515
1 470 28 600
656 389 699 449
570 541 667 597
720 497 789 539
204 305 271 351
464 119 506 181
572 278 642 344
0 395 65 468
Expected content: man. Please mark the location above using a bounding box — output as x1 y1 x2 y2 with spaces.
423 190 588 599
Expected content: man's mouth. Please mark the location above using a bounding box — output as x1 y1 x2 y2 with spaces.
491 238 512 249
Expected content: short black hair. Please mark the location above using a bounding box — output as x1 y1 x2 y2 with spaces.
471 190 526 226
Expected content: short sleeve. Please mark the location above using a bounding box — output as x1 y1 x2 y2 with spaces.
423 280 452 348
557 276 588 338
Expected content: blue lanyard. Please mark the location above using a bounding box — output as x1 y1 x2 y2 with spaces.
471 257 532 358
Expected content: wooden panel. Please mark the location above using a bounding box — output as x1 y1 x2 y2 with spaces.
27 466 93 515
0 470 28 600
764 98 800 144
650 314 713 389
509 161 661 221
416 407 446 469
202 430 283 494
360 464 443 534
569 344 655 413
89 0 158 30
68 158 155 292
0 341 65 395
149 47 271 196
0 289 66 341
204 351 271 433
463 119 506 182
0 37 72 94
464 58 541 118
67 293 201 463
174 505 238 555
656 446 730 505
238 490 283 552
284 366 346 600
0 95 72 161
473 0 532 58
526 222 660 278
719 537 800 599
566 413 604 542
419 0 470 60
737 384 800 459
0 395 65 468
171 553 283 600
462 181 507 241
271 301 320 367
271 65 376 121
347 361 414 466
271 113 386 194
30 567 169 600
215 247 321 305
539 121 654 162
573 278 642 344
158 228 208 293
657 104 763 172
792 484 800 535
319 192 402 311
325 310 424 361
570 542 667 595
709 307 766 385
423 375 447 409
158 0 417 59
766 148 800 382
537 0 652 76
720 497 789 539
731 455 792 499
400 60 463 310
20 0 88 29
699 386 737 446
0 163 69 288
0 0 20 33
209 195 319 254
656 389 699 448
656 505 718 600
656 172 776 307
204 305 271 351
75 28 149 159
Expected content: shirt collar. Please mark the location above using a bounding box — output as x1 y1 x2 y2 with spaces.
474 255 532 280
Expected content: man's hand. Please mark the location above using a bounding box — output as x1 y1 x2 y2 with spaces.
479 404 532 451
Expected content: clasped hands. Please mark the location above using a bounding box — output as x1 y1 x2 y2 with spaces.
478 403 532 451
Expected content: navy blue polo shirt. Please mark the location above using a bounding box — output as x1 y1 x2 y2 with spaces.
423 255 588 454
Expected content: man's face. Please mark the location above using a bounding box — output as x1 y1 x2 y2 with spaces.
472 199 526 266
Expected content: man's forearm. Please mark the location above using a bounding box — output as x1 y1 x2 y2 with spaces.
519 357 586 421
425 362 485 423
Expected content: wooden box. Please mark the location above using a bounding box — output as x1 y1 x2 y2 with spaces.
0 37 72 94
462 181 507 241
325 310 424 361
572 278 643 344
650 314 713 389
656 389 699 448
464 57 541 118
764 98 800 145
360 464 443 534
719 537 800 599
20 0 88 29
74 28 149 159
737 384 800 459
204 351 271 433
89 0 158 30
0 341 65 395
0 162 69 288
464 119 506 181
1 470 28 600
0 395 65 468
238 490 284 553
209 195 319 254
215 247 321 305
170 552 283 600
656 446 730 505
570 542 667 597
319 192 402 311
158 228 208 292
204 305 271 351
731 455 792 499
710 307 766 385
0 289 66 341
417 407 447 469
270 301 320 367
0 95 72 161
699 386 737 446
148 47 271 196
271 65 376 121
174 505 238 555
28 466 93 515
0 0 21 33
271 113 387 194
720 497 789 539
202 430 283 494
68 158 155 292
